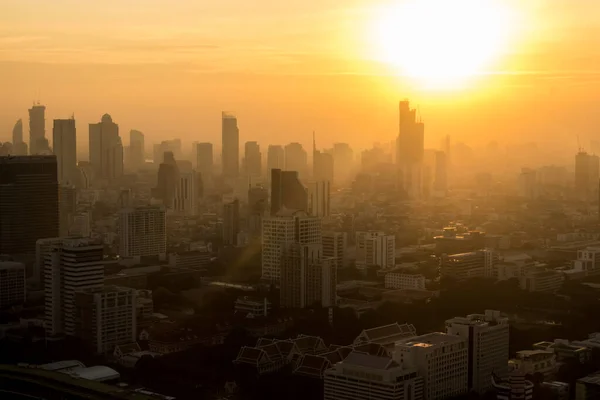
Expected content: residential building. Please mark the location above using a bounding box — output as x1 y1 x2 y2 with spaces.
353 323 417 352
355 231 396 270
0 155 59 255
324 352 424 400
508 350 557 378
280 243 336 308
446 310 510 393
491 370 534 400
261 210 321 281
0 261 26 309
394 332 469 400
270 168 308 215
385 273 426 290
88 114 123 182
308 180 330 217
74 286 137 354
441 250 498 282
222 112 239 178
223 199 240 246
53 118 77 185
44 238 104 337
118 206 166 259
322 231 347 270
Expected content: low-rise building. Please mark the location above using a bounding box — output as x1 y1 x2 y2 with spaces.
519 267 564 292
234 296 271 317
509 350 557 378
576 372 600 400
491 370 533 400
385 273 425 290
533 339 591 363
353 323 417 352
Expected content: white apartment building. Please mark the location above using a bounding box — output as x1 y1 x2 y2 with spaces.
394 332 468 400
324 351 424 400
573 246 600 276
0 261 26 309
441 250 498 281
261 210 321 281
355 231 395 270
118 206 166 259
75 285 137 354
44 238 105 337
509 350 557 378
35 237 63 286
323 231 347 270
385 273 426 290
307 180 330 217
446 310 510 394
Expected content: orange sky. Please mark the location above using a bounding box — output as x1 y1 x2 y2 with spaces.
2 0 600 154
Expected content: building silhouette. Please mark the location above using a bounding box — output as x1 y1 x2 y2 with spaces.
196 142 213 184
270 168 308 215
575 151 599 202
89 114 123 182
244 141 262 177
222 112 240 178
12 119 28 155
129 130 145 170
0 155 59 255
285 142 308 178
267 145 285 180
313 132 334 185
223 199 240 246
53 118 77 185
118 206 166 259
29 103 47 155
396 100 425 198
153 151 179 208
308 181 330 217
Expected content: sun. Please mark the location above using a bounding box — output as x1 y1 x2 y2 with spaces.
370 0 518 90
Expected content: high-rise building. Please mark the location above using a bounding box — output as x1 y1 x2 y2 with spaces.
153 139 182 164
575 151 599 202
441 250 498 282
12 119 28 155
433 150 448 197
153 151 179 208
196 142 213 183
492 370 534 400
0 155 59 255
395 333 469 400
29 104 47 155
0 261 26 309
118 206 166 259
248 185 268 236
308 181 330 217
53 118 77 185
332 143 354 185
267 145 285 180
244 141 262 177
518 168 538 200
261 210 321 281
59 185 77 237
355 231 396 270
36 238 63 286
270 169 308 215
285 142 308 178
280 243 336 308
222 112 240 178
44 238 104 337
89 114 123 182
223 199 240 246
312 132 334 185
75 285 137 354
324 352 424 400
446 310 510 394
396 100 425 198
173 169 197 216
129 130 145 170
322 231 347 270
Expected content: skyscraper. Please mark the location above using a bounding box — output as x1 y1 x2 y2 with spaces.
575 151 600 202
267 145 285 180
129 129 145 170
196 142 213 181
154 151 179 208
12 119 28 155
332 143 354 185
355 231 396 270
173 169 198 216
44 238 104 337
0 155 59 255
322 231 347 271
29 103 47 155
53 118 77 185
270 169 308 215
308 181 331 217
59 185 77 237
118 206 167 259
397 100 425 198
89 114 123 182
285 142 308 178
222 112 240 178
248 185 268 236
244 141 262 177
223 199 240 246
313 132 334 185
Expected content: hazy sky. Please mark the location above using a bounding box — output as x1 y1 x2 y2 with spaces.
2 0 600 154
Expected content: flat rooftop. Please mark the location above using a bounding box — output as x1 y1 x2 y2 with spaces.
397 332 465 347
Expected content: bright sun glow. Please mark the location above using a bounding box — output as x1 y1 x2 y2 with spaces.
371 0 519 90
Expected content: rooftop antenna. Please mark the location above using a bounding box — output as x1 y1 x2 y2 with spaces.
577 135 582 153
313 130 316 153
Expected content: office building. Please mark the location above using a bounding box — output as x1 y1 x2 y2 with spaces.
313 132 334 185
118 206 166 259
129 130 145 170
441 250 498 281
196 142 213 182
396 100 425 199
285 142 308 178
324 351 424 400
153 139 182 164
29 103 48 155
446 310 510 394
44 238 104 337
244 141 262 177
59 185 77 237
222 112 239 178
223 199 240 246
518 168 538 200
332 143 354 185
12 119 28 155
173 169 197 216
355 231 396 270
385 273 426 290
35 238 63 286
575 151 600 202
270 168 308 215
509 350 557 378
261 210 321 281
395 332 468 400
280 243 336 308
89 114 123 182
248 185 269 236
154 151 179 207
267 145 285 180
322 231 347 270
0 155 59 255
0 261 26 309
75 286 137 354
308 180 330 217
491 370 534 400
53 118 77 185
